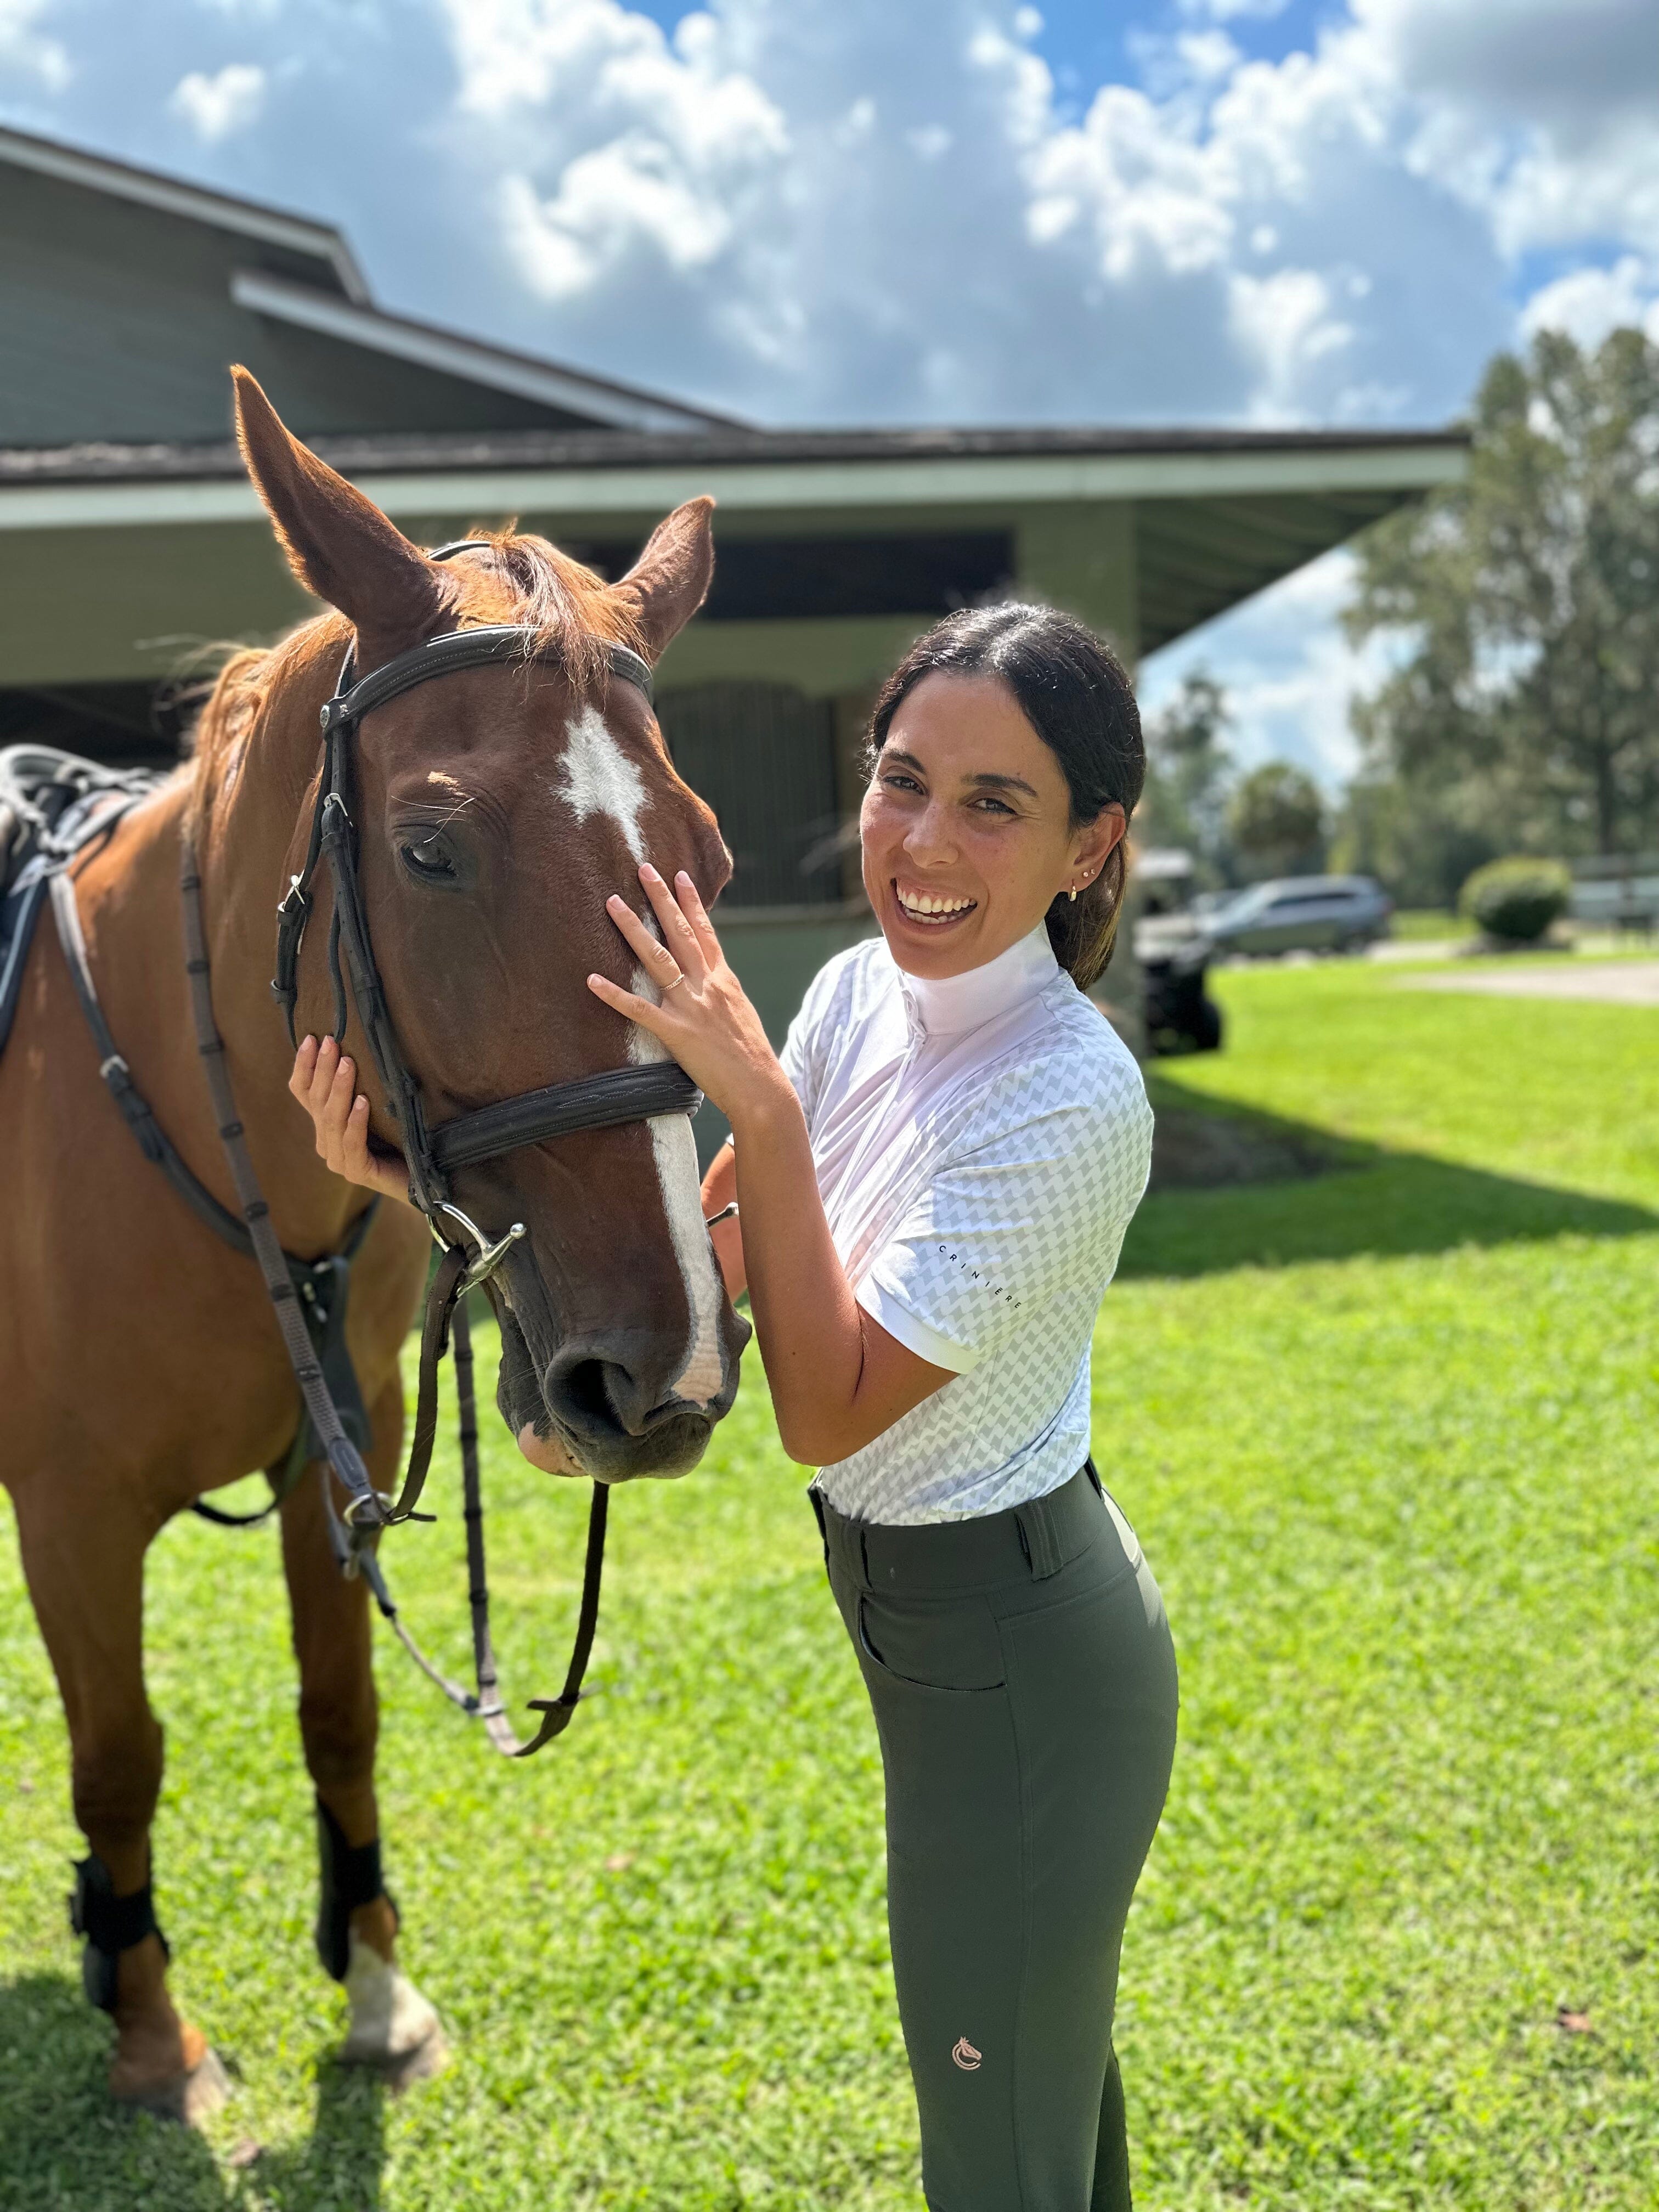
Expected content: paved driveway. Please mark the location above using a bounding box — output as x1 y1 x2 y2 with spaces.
1400 959 1659 1006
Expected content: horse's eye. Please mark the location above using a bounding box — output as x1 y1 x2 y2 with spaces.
399 837 459 885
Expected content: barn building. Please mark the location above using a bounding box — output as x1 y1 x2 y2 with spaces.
0 123 1465 1042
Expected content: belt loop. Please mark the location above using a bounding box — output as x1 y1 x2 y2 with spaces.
858 1526 874 1590
1015 1492 1065 1581
808 1484 829 1573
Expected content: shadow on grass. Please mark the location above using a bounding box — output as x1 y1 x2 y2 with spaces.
1124 1081 1659 1279
245 2059 386 2211
0 1973 385 2211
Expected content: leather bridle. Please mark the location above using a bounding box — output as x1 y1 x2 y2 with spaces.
270 580 699 1226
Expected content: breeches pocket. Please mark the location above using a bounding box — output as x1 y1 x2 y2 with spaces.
856 1590 1007 1693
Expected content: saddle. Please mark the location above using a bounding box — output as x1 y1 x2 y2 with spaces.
0 745 161 1054
0 741 374 1520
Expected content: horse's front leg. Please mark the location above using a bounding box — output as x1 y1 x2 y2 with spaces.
280 1376 447 2085
13 1482 230 2120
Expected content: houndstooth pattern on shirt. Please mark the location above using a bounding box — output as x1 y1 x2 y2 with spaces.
795 944 1153 1526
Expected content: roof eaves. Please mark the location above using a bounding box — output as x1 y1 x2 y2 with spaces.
0 122 370 303
0 421 1470 488
228 269 744 434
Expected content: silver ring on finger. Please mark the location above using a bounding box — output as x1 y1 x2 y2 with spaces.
662 965 687 992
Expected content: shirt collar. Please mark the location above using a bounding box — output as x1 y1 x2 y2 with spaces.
895 923 1060 1042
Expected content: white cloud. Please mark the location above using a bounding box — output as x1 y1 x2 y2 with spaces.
5 0 1657 786
1228 267 1355 422
0 0 69 88
1362 0 1659 260
419 0 1540 427
1520 255 1659 349
169 59 266 141
1142 550 1403 788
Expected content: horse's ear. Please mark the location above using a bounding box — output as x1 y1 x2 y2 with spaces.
609 497 715 662
232 366 450 646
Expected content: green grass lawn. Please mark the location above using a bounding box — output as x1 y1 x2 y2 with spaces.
5 955 1659 2208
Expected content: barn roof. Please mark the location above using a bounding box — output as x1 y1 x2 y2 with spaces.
0 123 737 444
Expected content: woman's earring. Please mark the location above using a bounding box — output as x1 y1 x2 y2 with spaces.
1068 883 1077 902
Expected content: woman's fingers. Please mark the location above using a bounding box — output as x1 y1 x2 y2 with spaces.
674 871 725 968
321 1047 360 1167
288 1033 409 1199
290 1032 320 1102
604 890 698 996
588 969 673 1034
342 1093 410 1201
637 863 709 981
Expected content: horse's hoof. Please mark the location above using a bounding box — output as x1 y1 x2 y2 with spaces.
377 2018 450 2094
338 1934 449 2091
112 2046 233 2126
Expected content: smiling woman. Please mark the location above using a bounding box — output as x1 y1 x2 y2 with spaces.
297 599 1173 2210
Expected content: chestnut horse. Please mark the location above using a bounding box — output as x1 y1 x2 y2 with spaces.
1 369 747 2118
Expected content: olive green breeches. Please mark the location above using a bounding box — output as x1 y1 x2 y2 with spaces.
817 1464 1178 2212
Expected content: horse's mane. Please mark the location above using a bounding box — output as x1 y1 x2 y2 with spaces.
187 528 644 821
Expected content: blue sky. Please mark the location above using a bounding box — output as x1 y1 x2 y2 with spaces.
2 0 1654 782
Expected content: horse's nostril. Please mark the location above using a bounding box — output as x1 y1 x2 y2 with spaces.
541 1338 661 1442
554 1357 620 1433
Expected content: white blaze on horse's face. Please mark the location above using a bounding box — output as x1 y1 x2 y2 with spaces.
554 702 726 1413
628 962 727 1409
558 704 648 861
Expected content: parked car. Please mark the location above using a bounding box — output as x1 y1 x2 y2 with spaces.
1206 874 1392 957
1568 854 1659 935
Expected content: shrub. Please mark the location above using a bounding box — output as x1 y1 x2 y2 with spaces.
1458 856 1571 944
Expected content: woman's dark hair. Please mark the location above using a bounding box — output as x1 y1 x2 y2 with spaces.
864 603 1144 991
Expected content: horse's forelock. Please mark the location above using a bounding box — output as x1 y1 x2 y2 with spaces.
445 529 645 694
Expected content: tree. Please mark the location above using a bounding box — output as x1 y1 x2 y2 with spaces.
1345 327 1659 859
1140 669 1235 875
1227 761 1325 879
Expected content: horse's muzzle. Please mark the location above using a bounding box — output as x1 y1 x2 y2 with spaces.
490 1277 746 1483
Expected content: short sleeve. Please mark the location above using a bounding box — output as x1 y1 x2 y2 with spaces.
856 1087 1153 1374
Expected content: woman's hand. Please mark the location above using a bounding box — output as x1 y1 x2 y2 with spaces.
588 865 791 1126
289 1034 413 1205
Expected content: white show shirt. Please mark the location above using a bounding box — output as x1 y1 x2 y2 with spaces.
778 924 1154 1525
